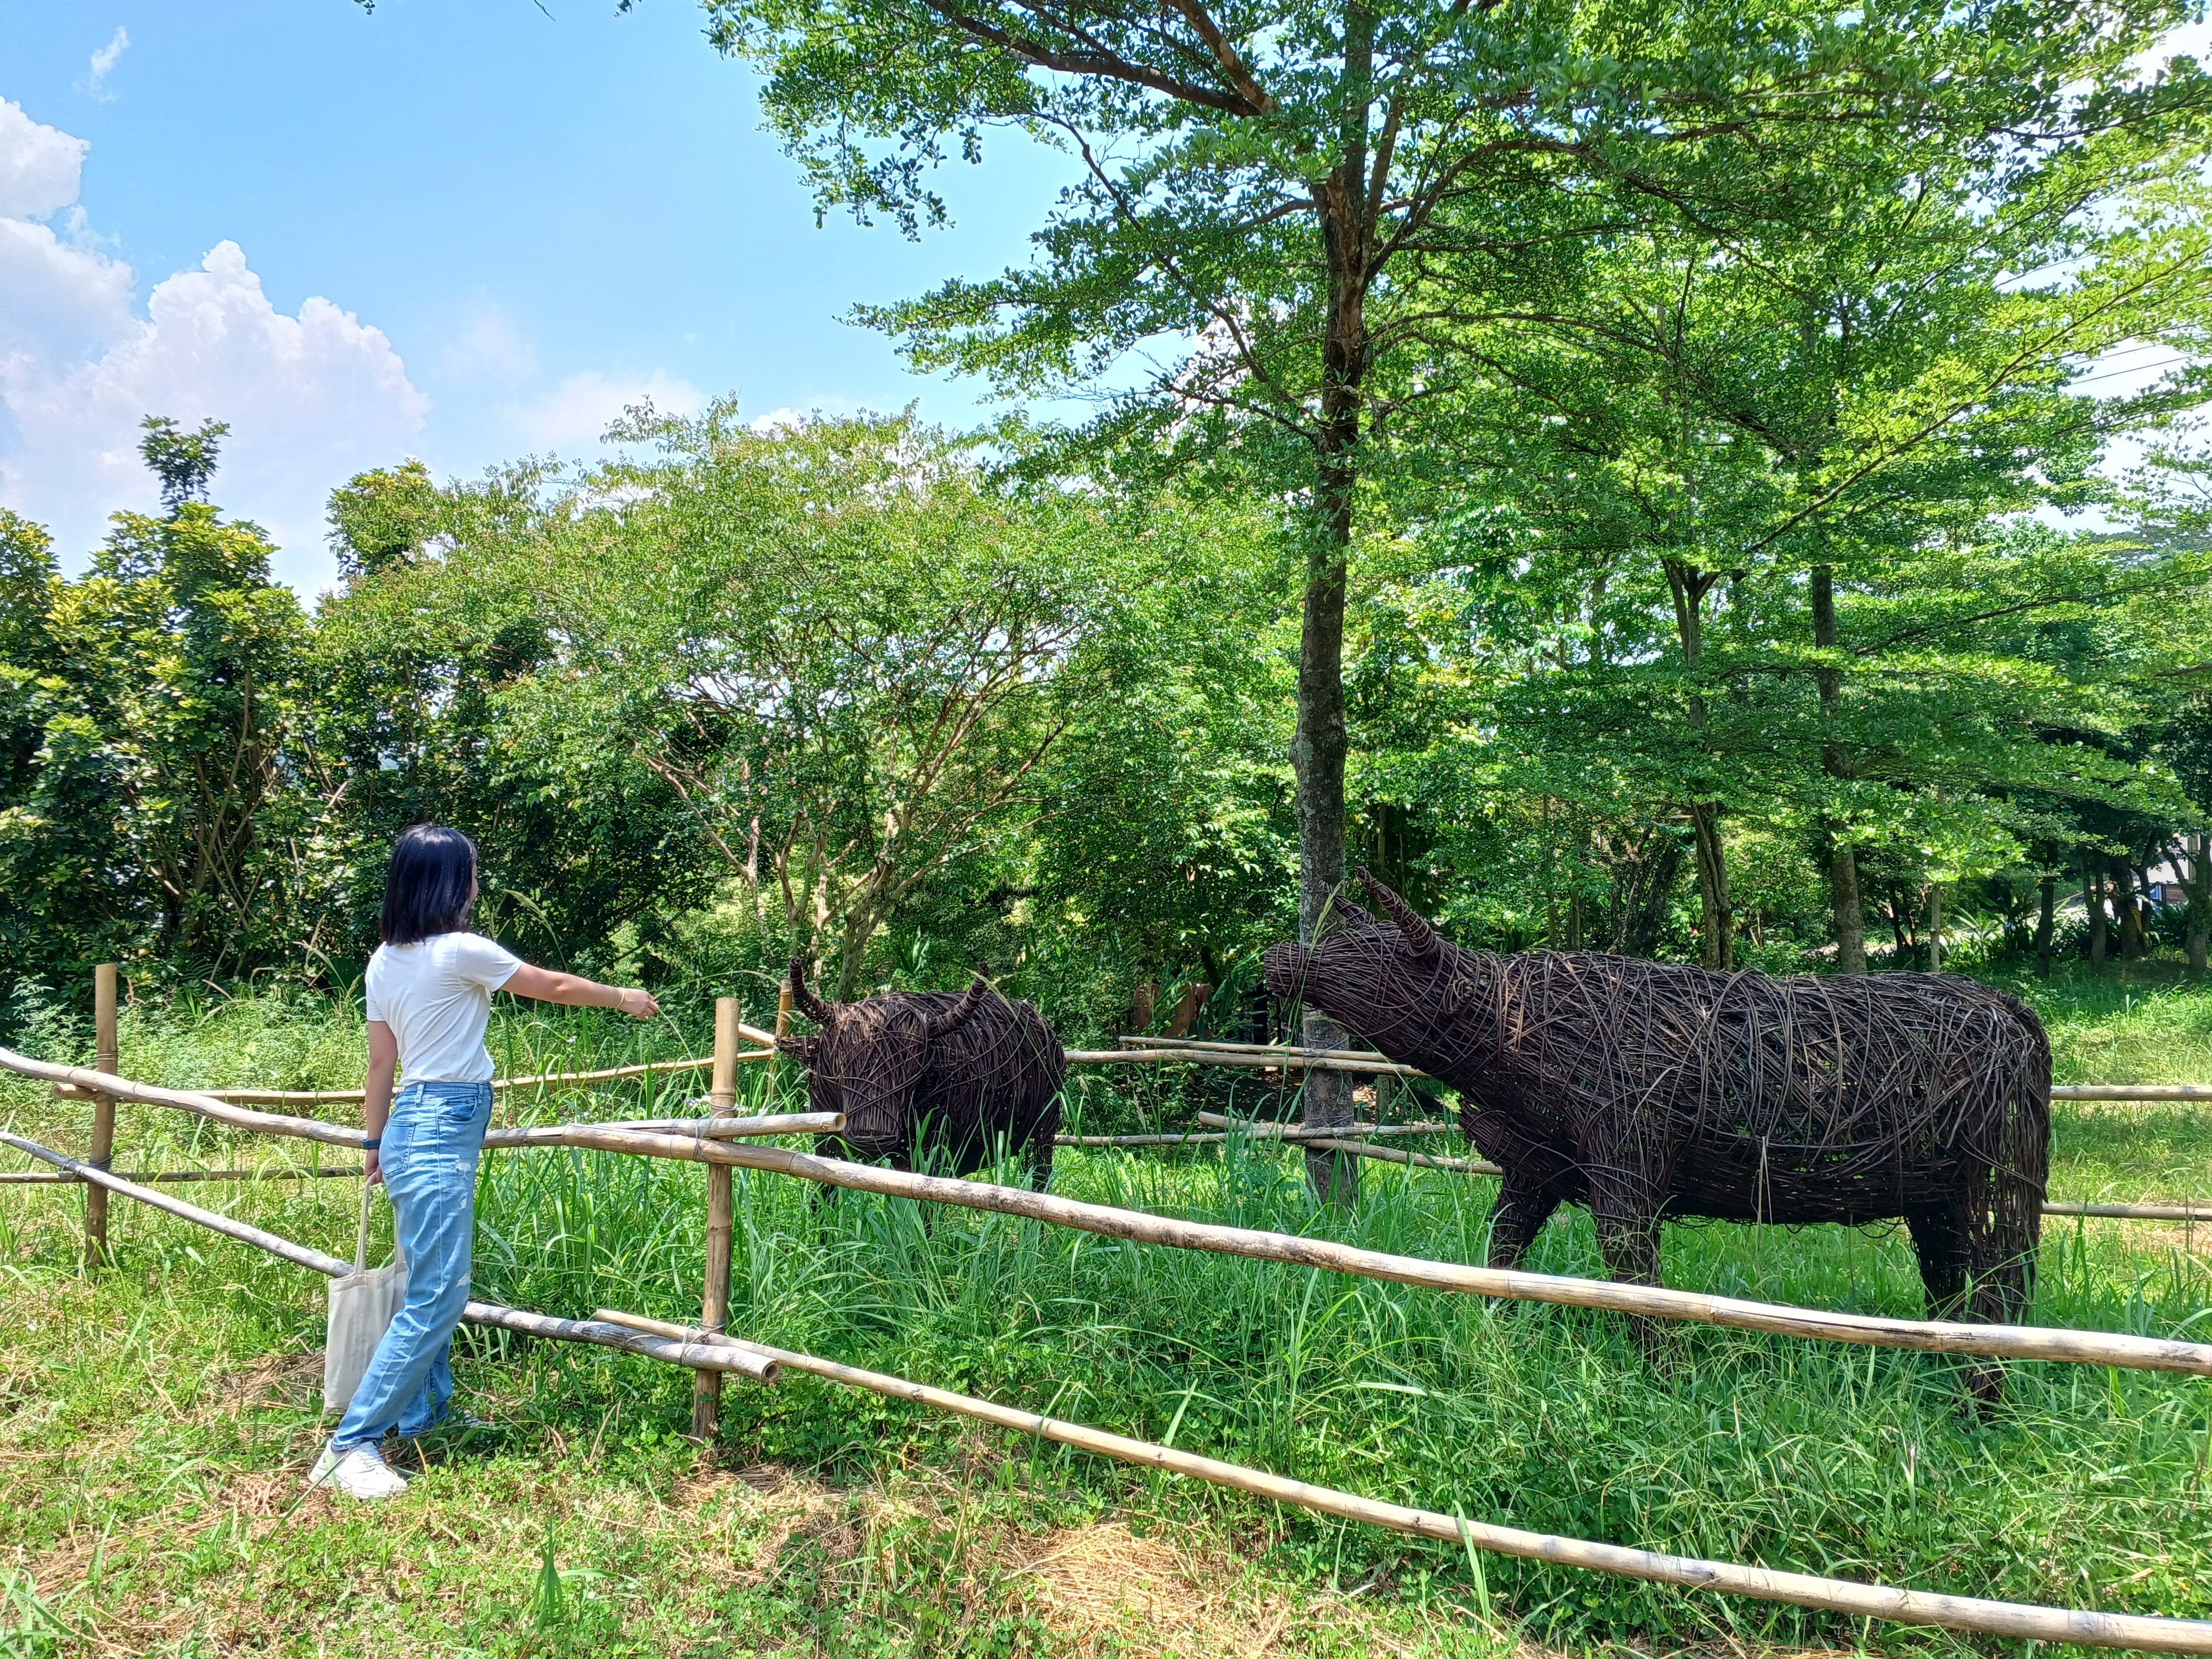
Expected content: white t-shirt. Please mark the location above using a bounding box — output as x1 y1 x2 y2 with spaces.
364 932 523 1083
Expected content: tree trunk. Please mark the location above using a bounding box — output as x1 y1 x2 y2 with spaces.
1131 980 1158 1032
2115 855 2146 960
2034 873 2057 980
2086 861 2107 968
2187 835 2210 974
1828 843 1865 975
1687 801 1732 971
1811 565 1864 973
1665 558 1730 971
1926 884 1942 973
1887 886 1916 963
1294 8 1376 1206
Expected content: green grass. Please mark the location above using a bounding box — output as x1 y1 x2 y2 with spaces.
7 968 2212 1656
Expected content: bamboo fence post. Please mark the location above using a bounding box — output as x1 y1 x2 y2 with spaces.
692 995 743 1440
84 964 118 1268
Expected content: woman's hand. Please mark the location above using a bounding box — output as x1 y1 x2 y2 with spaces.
365 1146 384 1187
617 987 660 1019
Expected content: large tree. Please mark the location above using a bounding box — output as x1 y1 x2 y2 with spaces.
676 0 2210 1185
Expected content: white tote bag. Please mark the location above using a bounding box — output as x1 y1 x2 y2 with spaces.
324 1180 406 1415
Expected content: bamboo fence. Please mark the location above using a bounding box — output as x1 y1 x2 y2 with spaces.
591 1308 2212 1653
11 1032 2208 1219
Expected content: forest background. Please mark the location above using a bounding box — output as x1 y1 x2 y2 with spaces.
9 0 2212 1047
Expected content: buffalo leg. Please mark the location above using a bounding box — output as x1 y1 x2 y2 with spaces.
1024 1109 1061 1193
1587 1168 1672 1368
809 1134 846 1229
1976 1174 2041 1328
1486 1175 1563 1269
1905 1202 1971 1321
1960 1173 2042 1406
1587 1168 1663 1287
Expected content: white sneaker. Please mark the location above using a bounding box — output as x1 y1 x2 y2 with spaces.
309 1441 410 1500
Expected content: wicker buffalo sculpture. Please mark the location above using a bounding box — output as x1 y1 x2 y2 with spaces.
777 959 1067 1190
1264 872 2051 1395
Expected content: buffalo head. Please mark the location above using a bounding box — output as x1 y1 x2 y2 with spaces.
1262 869 1466 1053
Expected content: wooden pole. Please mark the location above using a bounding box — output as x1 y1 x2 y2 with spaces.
692 995 742 1440
591 1310 2212 1653
84 964 118 1267
1302 1136 1499 1176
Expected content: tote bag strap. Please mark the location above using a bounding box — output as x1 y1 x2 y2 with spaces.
353 1175 373 1275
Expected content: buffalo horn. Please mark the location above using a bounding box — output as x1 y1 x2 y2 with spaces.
927 966 992 1039
1355 868 1441 959
789 958 837 1026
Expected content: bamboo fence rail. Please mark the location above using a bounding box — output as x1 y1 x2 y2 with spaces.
271 1119 2200 1377
0 1130 778 1381
0 1165 366 1186
1063 1046 1419 1075
0 1044 837 1152
591 1308 2212 1653
1119 1034 1391 1061
189 1051 776 1107
1123 1034 2212 1101
1188 1115 1455 1139
1056 1118 1455 1149
2054 1084 2212 1101
2043 1200 2212 1222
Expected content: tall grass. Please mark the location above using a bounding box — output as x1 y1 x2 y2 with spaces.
8 972 2212 1650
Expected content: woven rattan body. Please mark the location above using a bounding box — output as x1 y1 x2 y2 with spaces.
1265 873 2050 1392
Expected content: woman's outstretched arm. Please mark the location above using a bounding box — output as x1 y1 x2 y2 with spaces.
503 964 660 1020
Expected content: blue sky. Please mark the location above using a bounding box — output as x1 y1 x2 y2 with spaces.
0 0 1084 591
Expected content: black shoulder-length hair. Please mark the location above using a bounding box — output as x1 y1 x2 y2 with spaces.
380 824 479 945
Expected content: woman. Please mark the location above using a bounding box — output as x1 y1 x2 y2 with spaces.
311 823 660 1500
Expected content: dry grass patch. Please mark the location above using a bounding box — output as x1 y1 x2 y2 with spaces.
1018 1519 1295 1655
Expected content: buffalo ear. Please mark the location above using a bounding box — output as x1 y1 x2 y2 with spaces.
775 1034 819 1065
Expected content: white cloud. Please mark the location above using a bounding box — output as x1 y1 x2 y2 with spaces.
0 99 427 589
513 369 705 448
439 300 539 382
81 28 128 102
0 98 87 217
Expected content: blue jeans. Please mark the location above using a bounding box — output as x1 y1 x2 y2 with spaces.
333 1081 492 1450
